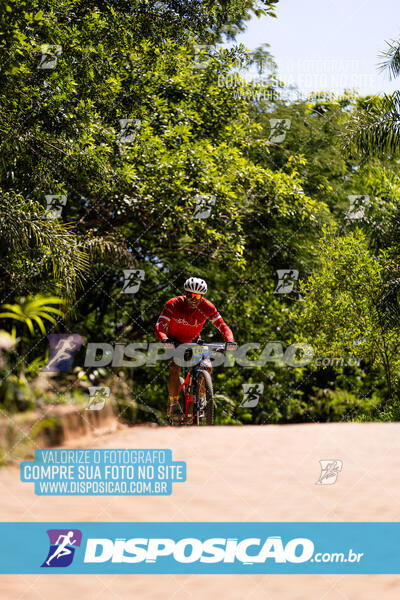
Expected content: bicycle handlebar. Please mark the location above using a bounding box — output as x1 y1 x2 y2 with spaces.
182 342 233 350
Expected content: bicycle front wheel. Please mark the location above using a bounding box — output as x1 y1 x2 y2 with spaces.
195 369 214 426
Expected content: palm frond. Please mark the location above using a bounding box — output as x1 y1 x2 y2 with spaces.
378 39 400 80
0 294 65 335
27 296 66 307
80 233 136 266
35 308 64 317
345 92 400 158
0 190 90 300
36 313 59 325
25 317 34 336
31 315 47 336
0 304 25 315
0 312 25 322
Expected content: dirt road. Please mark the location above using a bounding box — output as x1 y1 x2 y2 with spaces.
1 422 399 599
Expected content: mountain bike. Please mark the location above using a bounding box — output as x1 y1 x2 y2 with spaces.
168 341 234 426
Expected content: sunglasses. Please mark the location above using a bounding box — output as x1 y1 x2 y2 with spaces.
186 292 202 300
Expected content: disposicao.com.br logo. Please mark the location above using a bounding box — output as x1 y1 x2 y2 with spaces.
41 529 82 567
31 524 369 574
82 536 362 565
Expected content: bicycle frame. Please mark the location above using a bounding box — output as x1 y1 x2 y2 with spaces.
177 342 225 425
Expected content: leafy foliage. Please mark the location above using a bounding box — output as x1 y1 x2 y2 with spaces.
0 295 65 336
299 227 400 401
1 1 400 425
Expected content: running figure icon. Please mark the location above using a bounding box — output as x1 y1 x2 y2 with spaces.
46 531 77 565
42 334 83 372
41 528 82 568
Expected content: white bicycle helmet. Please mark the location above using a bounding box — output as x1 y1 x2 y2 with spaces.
184 277 208 295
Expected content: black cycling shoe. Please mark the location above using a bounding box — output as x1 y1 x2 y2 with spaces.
168 403 183 425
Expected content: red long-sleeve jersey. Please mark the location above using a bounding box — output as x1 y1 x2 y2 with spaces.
155 295 234 344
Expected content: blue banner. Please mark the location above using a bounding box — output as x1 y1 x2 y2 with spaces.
0 522 400 574
20 449 186 495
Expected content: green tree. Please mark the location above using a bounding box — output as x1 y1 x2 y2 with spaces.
299 227 400 403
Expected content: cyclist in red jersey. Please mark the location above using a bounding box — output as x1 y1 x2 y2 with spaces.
155 277 236 419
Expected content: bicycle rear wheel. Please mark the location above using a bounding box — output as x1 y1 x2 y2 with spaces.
195 369 214 425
